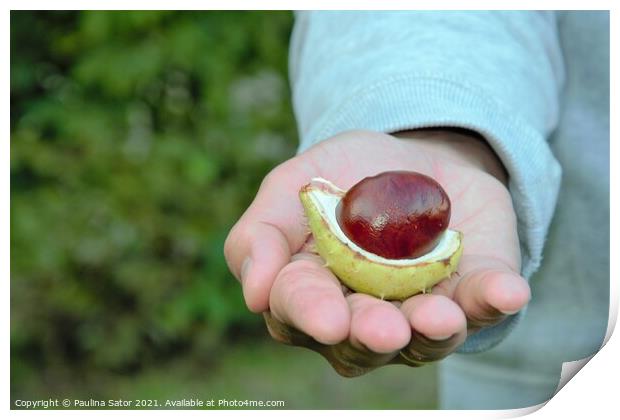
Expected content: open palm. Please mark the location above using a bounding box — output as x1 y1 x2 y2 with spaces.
225 130 530 376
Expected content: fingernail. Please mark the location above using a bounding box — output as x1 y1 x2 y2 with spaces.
240 257 252 284
500 308 520 315
425 333 452 341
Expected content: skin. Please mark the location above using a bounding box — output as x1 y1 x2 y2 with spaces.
224 129 531 377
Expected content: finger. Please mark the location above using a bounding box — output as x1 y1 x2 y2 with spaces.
452 261 531 330
224 162 311 312
347 293 411 354
320 341 390 378
269 254 350 345
397 294 467 365
264 290 394 378
401 294 467 341
268 286 410 377
315 293 411 377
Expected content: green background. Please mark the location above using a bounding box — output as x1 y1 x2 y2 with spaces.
11 11 437 409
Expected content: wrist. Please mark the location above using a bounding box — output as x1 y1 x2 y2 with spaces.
392 128 509 186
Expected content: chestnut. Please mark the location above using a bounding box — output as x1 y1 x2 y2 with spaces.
336 171 451 259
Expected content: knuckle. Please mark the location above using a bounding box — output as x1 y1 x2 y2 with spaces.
223 223 246 273
466 306 506 329
276 261 323 293
400 347 434 364
263 312 317 348
401 330 466 364
224 218 245 253
397 351 426 367
265 322 292 345
223 228 237 262
261 159 294 189
263 312 293 345
280 259 321 278
332 364 367 378
326 355 373 378
276 263 331 309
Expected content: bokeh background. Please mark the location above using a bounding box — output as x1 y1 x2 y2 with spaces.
11 11 437 409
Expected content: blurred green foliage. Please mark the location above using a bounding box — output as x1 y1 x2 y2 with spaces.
11 11 438 409
11 10 298 395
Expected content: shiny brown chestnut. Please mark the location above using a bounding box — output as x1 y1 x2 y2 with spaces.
335 171 451 260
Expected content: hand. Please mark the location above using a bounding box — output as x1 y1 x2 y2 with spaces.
224 129 531 376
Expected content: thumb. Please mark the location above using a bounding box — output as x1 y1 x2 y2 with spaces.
434 255 531 330
455 265 531 329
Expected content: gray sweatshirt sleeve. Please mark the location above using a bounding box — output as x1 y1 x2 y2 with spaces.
289 11 564 352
